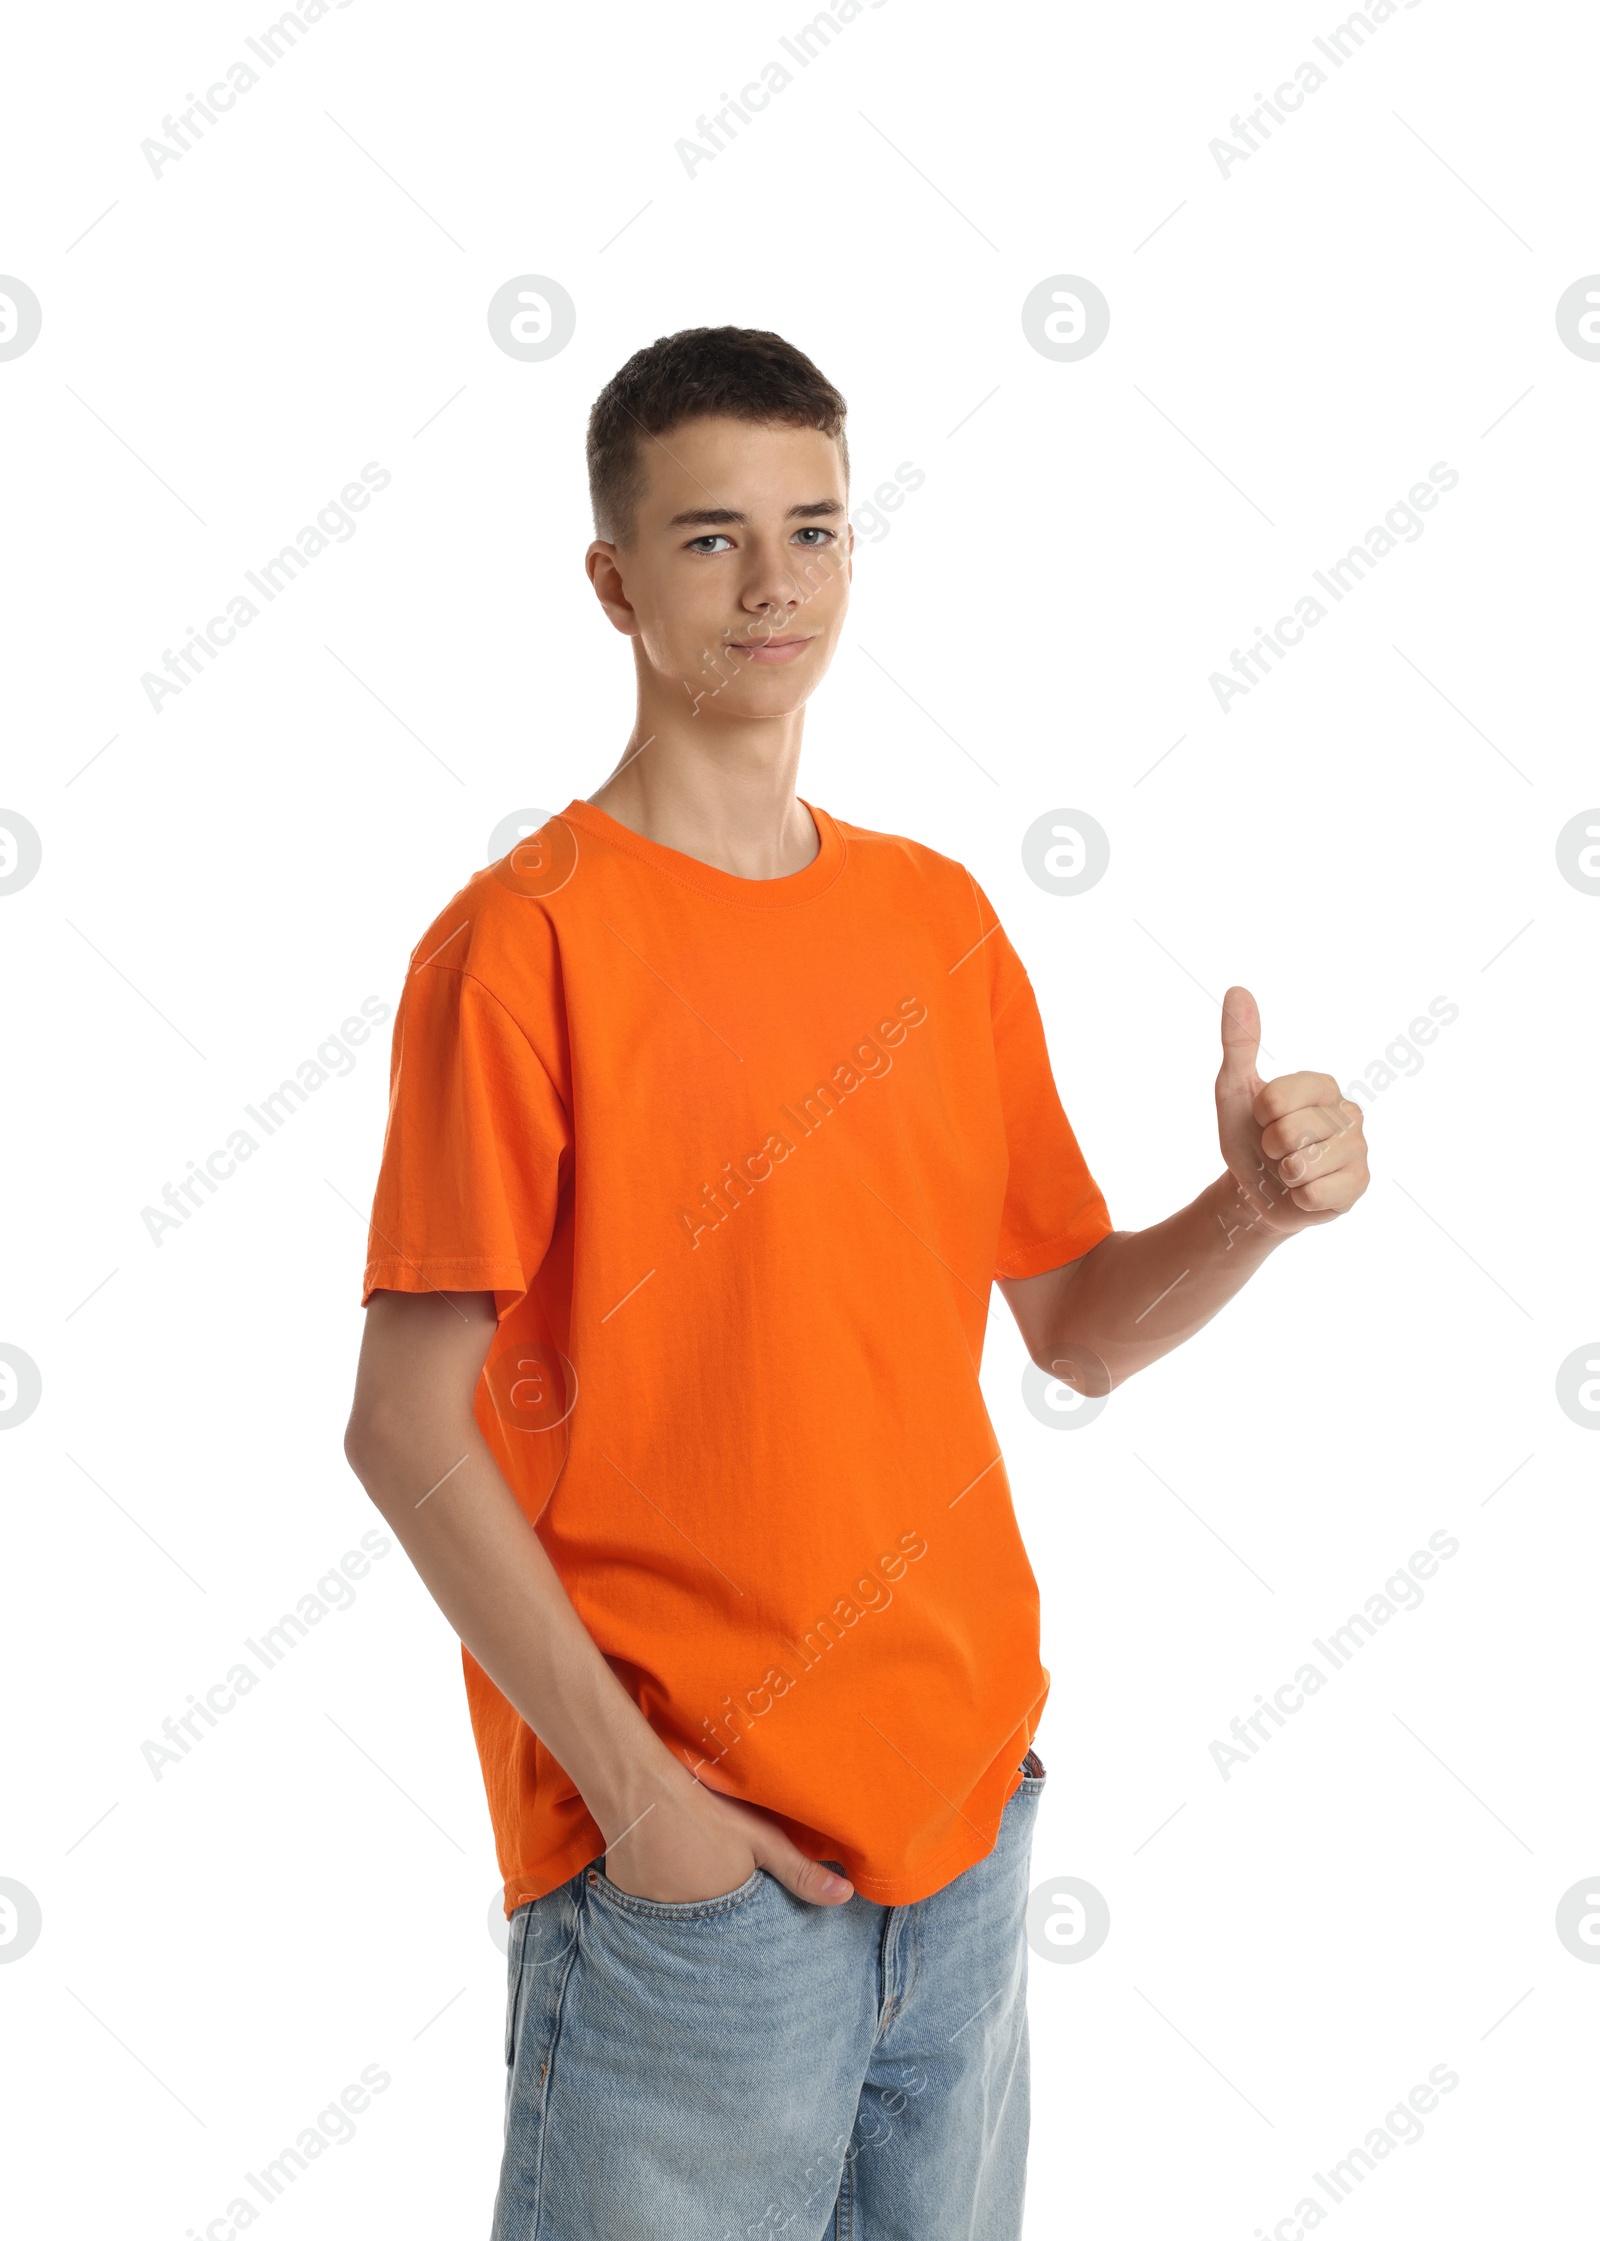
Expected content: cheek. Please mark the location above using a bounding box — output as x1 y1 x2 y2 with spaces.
638 595 732 684
800 563 851 642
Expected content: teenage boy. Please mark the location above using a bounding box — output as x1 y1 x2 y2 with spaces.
344 325 1369 2240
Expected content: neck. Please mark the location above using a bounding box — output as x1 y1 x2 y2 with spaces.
588 703 818 881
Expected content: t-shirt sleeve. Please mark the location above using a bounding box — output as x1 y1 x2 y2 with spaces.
361 962 572 1315
985 913 1114 1281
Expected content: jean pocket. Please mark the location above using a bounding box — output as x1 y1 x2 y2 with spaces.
591 1863 767 1922
1019 1747 1047 1790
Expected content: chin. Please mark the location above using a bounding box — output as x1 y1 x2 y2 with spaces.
743 679 820 713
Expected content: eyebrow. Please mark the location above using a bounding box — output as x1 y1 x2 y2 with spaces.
663 499 845 529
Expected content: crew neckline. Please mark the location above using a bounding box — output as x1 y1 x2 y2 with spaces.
559 796 847 908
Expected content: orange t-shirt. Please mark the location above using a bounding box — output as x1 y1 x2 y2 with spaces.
361 798 1112 1912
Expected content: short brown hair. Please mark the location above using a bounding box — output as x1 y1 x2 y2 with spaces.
587 325 849 546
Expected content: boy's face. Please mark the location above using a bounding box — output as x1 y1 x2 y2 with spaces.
588 415 852 720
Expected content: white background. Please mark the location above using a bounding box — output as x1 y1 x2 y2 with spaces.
3 1 1596 2234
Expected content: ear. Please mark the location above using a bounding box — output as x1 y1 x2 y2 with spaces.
585 540 639 637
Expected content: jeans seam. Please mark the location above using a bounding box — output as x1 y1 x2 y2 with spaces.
504 1905 530 2067
526 1883 584 2241
833 2141 856 2239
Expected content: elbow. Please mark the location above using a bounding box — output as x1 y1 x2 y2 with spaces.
344 1392 477 1513
1031 1341 1118 1399
343 1404 399 1504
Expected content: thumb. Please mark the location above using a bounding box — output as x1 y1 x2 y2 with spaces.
692 1759 854 1906
758 1835 854 1908
1217 984 1263 1101
734 1797 855 1906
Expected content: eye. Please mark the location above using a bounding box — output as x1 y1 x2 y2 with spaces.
686 533 734 554
793 526 837 547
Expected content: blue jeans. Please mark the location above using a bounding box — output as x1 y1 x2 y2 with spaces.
490 1752 1045 2240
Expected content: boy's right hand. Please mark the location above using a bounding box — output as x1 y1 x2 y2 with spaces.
599 1764 854 1908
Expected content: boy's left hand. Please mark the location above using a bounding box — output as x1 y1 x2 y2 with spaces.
1215 985 1370 1237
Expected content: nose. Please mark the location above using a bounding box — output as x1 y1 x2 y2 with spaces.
738 534 820 625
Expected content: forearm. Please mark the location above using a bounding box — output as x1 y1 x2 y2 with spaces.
346 1412 687 1837
1012 1170 1288 1388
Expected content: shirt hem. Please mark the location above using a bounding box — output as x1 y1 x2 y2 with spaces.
841 1765 1029 1903
496 1765 1035 1917
502 1832 609 1915
995 1208 1115 1282
361 1254 528 1308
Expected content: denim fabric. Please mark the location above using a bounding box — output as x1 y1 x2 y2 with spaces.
490 1752 1046 2240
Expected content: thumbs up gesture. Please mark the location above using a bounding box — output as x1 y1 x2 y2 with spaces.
1214 987 1369 1240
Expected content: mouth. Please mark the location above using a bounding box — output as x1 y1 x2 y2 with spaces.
725 635 815 666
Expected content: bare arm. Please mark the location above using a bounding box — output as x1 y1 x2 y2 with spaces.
999 986 1370 1390
343 1289 852 1905
997 1170 1285 1391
